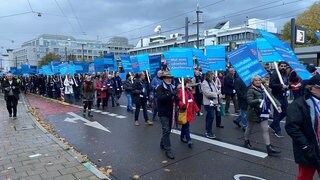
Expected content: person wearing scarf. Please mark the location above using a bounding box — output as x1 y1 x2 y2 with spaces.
286 74 320 179
245 75 281 156
81 75 94 117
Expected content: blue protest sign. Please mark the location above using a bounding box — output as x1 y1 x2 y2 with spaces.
41 65 54 76
227 44 268 86
60 64 76 76
164 49 194 78
137 54 150 71
120 54 133 73
205 46 226 71
104 53 115 71
51 61 63 74
316 32 320 40
256 38 283 63
246 42 259 60
10 67 17 74
149 55 161 78
89 63 95 73
131 56 139 74
282 42 311 80
94 58 105 72
73 61 89 73
30 66 37 74
21 64 30 74
192 49 210 73
119 73 126 81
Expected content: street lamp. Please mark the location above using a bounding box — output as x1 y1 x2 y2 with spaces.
193 3 204 49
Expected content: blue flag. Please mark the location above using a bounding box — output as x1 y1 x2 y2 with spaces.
227 44 268 86
94 58 105 72
131 56 140 74
205 46 226 71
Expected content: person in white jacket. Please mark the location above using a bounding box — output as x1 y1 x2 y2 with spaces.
64 74 74 104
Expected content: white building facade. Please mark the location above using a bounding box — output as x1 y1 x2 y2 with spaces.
12 34 133 68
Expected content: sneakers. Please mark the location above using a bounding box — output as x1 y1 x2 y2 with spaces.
188 141 193 148
145 120 153 126
274 132 284 138
205 133 216 139
233 120 241 127
134 121 140 126
9 114 12 118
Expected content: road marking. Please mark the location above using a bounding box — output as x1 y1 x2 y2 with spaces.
234 174 266 180
116 115 126 119
108 113 117 116
101 112 110 115
93 110 102 113
65 112 111 133
171 129 268 158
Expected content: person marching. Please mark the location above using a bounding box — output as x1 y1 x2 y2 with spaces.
177 78 199 148
123 73 134 112
244 75 281 155
81 75 94 117
2 73 20 119
157 71 178 159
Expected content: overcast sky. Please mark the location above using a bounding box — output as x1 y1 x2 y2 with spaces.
0 0 317 53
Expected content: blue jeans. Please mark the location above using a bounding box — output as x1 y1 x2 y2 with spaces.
236 109 247 128
181 122 191 142
126 93 133 110
270 97 288 133
204 105 215 135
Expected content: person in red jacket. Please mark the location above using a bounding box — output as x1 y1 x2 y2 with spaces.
95 76 108 109
178 78 200 148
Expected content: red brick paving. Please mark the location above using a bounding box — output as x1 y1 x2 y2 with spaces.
26 95 80 116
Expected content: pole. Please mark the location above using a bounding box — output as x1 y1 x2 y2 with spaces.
185 17 189 47
15 56 17 69
290 18 296 52
82 44 84 61
261 84 280 113
193 4 203 49
181 78 185 104
273 62 284 85
65 46 67 63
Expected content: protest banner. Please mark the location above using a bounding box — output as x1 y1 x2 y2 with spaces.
205 45 226 71
193 49 210 73
149 54 161 78
227 44 268 86
120 54 133 73
164 48 194 78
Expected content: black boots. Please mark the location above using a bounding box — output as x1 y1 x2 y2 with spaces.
244 140 253 149
266 144 281 155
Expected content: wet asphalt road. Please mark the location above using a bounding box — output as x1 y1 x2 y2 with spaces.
26 94 300 180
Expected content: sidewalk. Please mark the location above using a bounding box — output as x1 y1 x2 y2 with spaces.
0 93 106 180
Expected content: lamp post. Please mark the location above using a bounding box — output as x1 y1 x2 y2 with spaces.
65 38 71 63
193 3 204 49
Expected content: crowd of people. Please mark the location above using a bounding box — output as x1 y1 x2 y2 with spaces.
1 61 320 179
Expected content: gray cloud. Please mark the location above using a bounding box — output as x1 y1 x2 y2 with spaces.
0 0 316 52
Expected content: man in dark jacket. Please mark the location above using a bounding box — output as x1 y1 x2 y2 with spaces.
269 61 289 138
156 71 178 159
113 71 123 106
286 74 320 179
2 73 20 119
224 68 239 114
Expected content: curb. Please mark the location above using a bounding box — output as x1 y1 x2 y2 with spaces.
22 94 110 180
